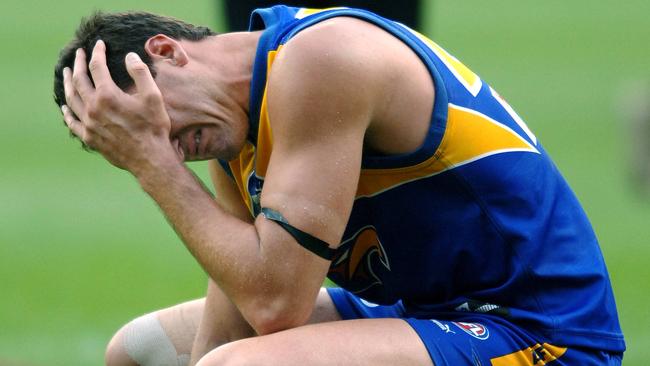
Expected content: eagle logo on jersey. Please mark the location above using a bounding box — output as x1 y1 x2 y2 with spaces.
328 226 391 294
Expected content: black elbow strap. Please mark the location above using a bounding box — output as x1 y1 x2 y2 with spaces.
261 207 335 261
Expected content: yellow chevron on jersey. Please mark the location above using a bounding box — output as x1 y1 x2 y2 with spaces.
355 103 540 198
232 48 538 204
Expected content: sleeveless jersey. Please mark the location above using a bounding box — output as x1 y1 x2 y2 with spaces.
220 5 625 353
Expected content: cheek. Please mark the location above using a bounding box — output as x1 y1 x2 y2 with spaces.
163 96 200 131
165 108 190 137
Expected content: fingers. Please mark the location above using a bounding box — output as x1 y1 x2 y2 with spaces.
62 67 85 118
125 52 159 97
61 104 85 140
72 47 95 102
62 104 107 151
88 39 116 92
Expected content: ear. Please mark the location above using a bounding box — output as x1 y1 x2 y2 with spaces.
144 34 189 66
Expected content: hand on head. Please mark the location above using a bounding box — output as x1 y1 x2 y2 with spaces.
61 40 179 173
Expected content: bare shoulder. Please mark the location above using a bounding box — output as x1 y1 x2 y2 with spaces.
265 17 396 133
260 20 386 245
267 17 434 155
273 16 393 80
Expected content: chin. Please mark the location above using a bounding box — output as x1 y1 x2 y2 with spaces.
204 121 248 162
217 145 243 161
200 139 244 162
220 129 249 161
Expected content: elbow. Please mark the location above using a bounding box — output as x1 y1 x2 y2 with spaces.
246 297 312 336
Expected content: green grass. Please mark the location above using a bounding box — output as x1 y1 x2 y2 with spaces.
1 0 648 364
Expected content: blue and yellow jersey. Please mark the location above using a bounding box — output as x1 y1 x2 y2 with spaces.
220 5 625 353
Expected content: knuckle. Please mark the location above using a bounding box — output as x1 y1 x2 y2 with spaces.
71 72 83 88
143 91 161 104
83 133 96 147
94 90 116 108
84 120 99 134
88 58 102 73
86 104 102 119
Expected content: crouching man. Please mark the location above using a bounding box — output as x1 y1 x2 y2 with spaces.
54 6 625 365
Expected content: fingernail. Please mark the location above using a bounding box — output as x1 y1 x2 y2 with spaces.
126 52 140 63
61 105 68 114
96 39 103 46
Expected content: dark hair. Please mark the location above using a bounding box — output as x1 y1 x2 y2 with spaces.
53 11 215 108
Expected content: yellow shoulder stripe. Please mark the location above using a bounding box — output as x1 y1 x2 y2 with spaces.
356 104 539 198
402 26 482 96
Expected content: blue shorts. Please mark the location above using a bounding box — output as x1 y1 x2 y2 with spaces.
327 288 622 365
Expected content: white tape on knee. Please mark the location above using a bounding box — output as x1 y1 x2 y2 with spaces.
123 313 190 366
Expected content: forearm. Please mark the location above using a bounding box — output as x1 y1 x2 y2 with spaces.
134 152 321 333
189 280 254 365
136 154 259 293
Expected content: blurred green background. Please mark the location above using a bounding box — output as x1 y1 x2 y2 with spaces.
1 0 648 364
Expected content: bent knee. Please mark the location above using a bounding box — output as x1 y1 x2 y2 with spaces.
105 323 138 366
105 313 189 366
196 340 259 366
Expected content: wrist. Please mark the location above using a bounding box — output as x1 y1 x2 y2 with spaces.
130 143 184 186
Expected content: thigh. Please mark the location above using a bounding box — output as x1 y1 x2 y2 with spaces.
197 318 432 366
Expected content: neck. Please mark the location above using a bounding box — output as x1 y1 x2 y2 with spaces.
208 31 263 116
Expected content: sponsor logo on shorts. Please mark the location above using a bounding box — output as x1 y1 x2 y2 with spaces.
430 319 455 334
452 321 490 340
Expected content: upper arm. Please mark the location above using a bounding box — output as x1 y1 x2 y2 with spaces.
256 20 383 280
262 35 378 240
227 19 388 333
